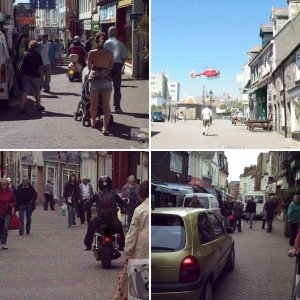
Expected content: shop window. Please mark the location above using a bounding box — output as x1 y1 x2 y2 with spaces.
170 152 182 174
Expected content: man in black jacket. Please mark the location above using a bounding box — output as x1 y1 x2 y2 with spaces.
84 176 125 251
245 197 256 229
16 178 37 235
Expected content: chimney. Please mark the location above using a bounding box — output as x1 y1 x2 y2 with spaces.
287 0 300 20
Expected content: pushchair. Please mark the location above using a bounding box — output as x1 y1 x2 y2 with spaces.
74 66 114 127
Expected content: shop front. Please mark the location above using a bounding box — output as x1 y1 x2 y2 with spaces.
99 1 117 36
288 85 300 141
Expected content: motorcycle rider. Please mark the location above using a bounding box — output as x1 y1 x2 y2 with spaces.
69 36 87 68
83 176 125 251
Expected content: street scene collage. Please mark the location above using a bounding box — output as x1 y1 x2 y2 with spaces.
1 0 300 300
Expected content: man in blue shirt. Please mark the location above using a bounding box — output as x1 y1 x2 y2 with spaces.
104 26 128 113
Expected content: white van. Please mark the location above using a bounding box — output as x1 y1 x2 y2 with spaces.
183 193 221 220
243 192 266 218
0 31 14 108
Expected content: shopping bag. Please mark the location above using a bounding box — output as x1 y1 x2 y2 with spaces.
9 213 21 230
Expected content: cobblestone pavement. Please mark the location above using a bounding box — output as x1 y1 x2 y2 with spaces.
0 62 149 149
0 206 125 300
151 119 300 149
213 219 294 300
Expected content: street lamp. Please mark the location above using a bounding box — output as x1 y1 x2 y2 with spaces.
168 97 172 122
209 90 213 109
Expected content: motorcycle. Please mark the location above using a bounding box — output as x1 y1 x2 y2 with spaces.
92 225 121 269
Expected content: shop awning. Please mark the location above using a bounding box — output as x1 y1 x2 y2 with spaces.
257 76 272 89
288 85 300 98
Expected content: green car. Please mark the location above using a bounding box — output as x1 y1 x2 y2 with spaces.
151 208 235 300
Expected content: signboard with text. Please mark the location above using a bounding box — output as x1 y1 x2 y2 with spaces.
100 2 117 24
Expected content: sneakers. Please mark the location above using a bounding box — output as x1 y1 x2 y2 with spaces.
2 244 8 249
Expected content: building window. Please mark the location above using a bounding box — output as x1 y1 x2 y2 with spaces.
170 152 182 174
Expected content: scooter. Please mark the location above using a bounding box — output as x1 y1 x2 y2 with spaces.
67 54 82 82
92 225 121 269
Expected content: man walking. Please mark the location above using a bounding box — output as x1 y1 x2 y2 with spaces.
245 197 256 229
232 200 244 232
121 175 140 226
264 196 277 232
201 106 213 136
19 40 45 113
38 34 55 93
104 26 128 113
16 178 37 235
79 178 94 224
44 180 54 211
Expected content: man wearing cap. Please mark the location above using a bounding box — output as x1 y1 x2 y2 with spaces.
201 106 213 136
37 34 55 93
104 26 128 113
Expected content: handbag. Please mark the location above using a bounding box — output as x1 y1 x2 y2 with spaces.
89 67 111 81
9 213 21 230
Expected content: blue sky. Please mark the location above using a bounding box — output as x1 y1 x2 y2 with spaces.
152 0 287 99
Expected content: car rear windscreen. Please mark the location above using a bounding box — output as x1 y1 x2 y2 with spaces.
184 196 209 208
151 214 186 252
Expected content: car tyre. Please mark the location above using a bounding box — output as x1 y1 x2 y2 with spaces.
201 280 213 300
226 246 235 271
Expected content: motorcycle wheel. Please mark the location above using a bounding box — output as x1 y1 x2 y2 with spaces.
102 257 112 269
69 77 74 82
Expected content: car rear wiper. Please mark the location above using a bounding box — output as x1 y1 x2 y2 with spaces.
151 246 175 251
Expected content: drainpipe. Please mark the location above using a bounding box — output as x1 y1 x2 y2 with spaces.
96 151 99 191
282 66 288 138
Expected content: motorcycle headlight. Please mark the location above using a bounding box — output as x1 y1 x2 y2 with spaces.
69 69 75 75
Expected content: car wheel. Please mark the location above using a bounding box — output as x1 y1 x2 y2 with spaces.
226 246 235 271
201 280 213 300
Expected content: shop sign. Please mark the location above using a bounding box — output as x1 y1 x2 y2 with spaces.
17 17 35 25
100 2 117 24
118 0 132 8
84 20 91 30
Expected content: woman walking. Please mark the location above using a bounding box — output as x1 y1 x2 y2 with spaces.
63 174 81 228
0 179 16 249
288 194 300 246
87 32 113 134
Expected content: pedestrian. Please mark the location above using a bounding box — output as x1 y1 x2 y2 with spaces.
53 38 64 65
121 175 140 227
37 34 55 93
15 34 29 62
113 180 149 300
79 177 94 224
83 176 125 251
19 40 45 113
67 38 72 56
263 196 277 232
232 200 244 232
201 106 213 136
288 194 300 246
188 195 203 208
63 174 81 228
104 26 128 113
16 178 37 235
44 180 55 211
245 197 256 229
6 177 15 191
85 37 94 53
0 179 16 249
87 31 113 134
221 198 233 228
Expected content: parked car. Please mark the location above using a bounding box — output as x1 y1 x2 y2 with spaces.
0 31 14 108
182 193 222 220
151 111 165 122
152 208 235 300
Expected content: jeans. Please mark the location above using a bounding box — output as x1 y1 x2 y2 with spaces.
19 204 33 234
233 216 242 232
0 214 12 244
43 64 52 91
78 202 92 224
111 63 123 108
247 212 255 226
266 214 274 232
44 193 55 210
67 205 76 226
290 223 298 246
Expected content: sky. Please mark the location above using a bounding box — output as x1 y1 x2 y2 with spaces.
225 150 268 182
151 0 287 99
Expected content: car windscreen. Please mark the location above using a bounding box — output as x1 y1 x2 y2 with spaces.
153 112 162 116
151 214 186 252
184 196 209 208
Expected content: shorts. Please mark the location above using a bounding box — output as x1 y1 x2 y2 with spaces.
203 119 210 126
89 79 112 92
22 75 41 94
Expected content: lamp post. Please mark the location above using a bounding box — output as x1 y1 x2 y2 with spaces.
202 85 205 108
209 90 213 109
168 97 172 122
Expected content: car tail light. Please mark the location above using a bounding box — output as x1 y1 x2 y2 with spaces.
103 236 112 244
179 256 200 282
0 64 6 83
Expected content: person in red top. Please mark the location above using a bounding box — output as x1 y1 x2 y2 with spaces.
69 36 87 67
0 178 16 249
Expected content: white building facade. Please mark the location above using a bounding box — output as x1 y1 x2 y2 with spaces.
167 81 180 102
151 73 169 99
